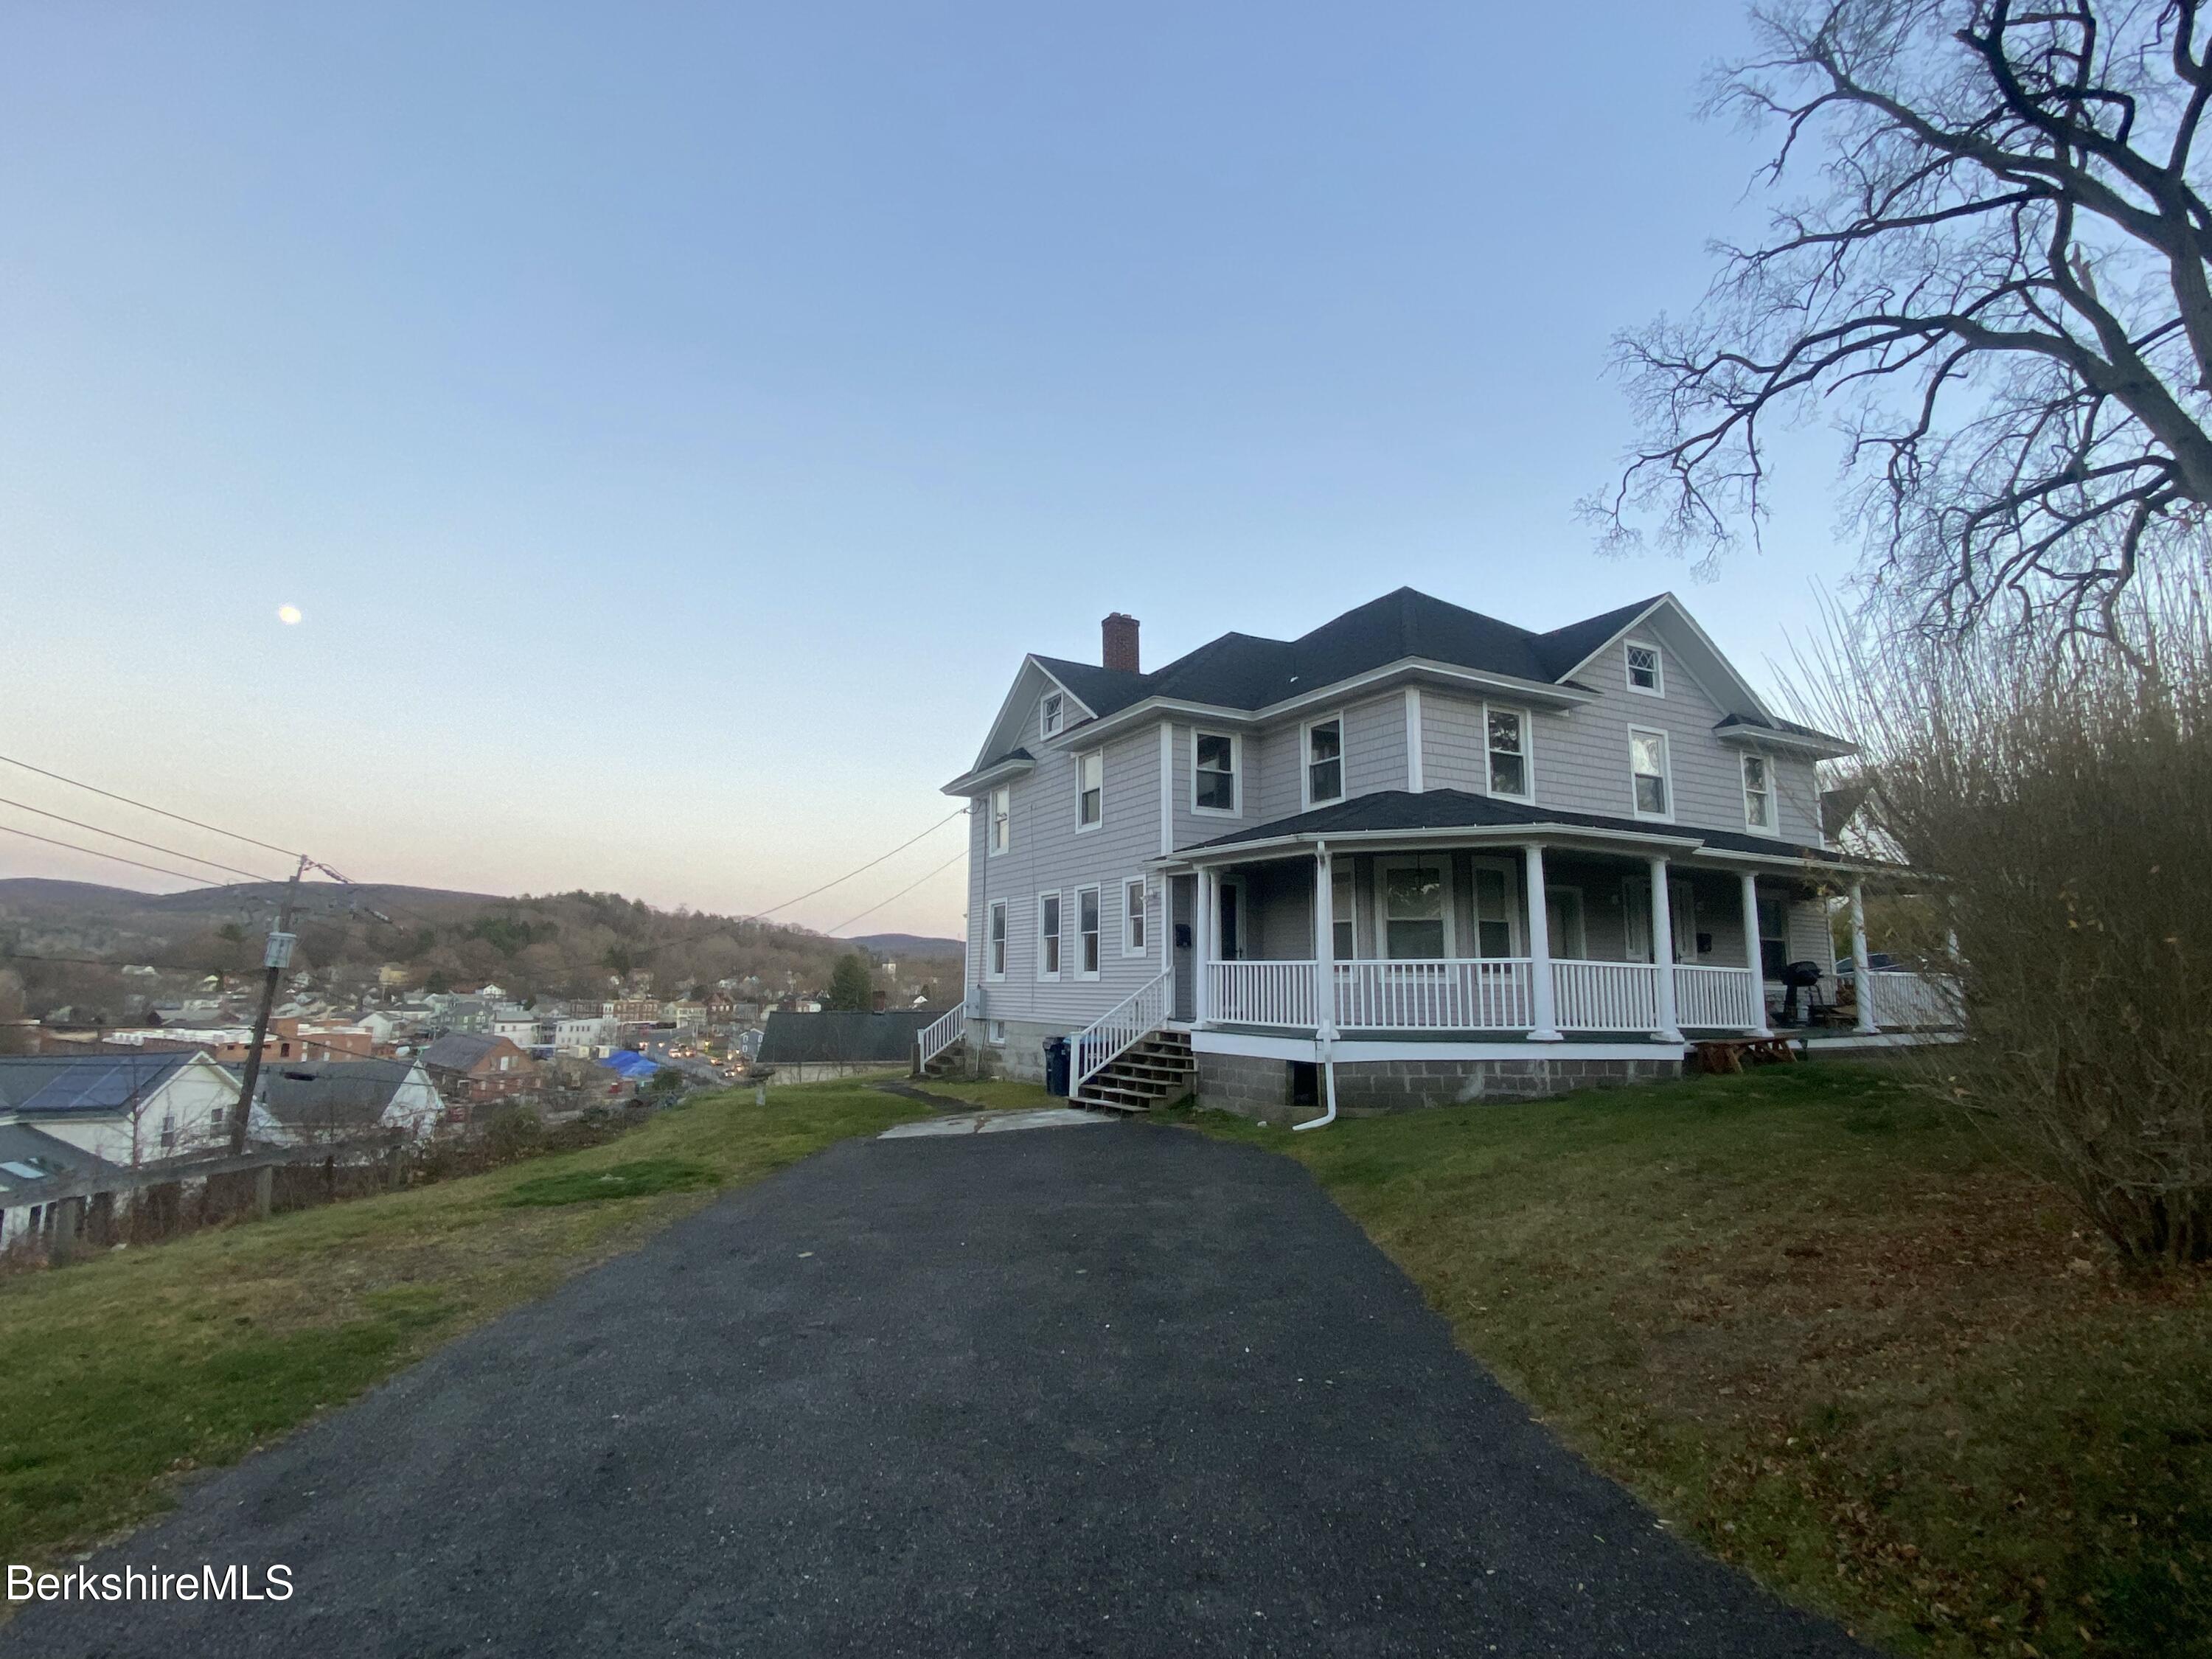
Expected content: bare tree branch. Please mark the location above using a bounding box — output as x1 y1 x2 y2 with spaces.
1591 0 2212 641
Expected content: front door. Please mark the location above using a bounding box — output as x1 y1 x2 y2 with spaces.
1172 874 1197 1021
1218 877 1245 963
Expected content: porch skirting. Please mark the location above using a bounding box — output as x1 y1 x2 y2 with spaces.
1192 1032 1684 1121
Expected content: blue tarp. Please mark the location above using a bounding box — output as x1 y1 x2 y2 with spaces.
599 1050 660 1079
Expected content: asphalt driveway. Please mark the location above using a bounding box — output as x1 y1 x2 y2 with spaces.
2 1121 1869 1658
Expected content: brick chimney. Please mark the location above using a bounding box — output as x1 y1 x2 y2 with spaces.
1102 612 1141 673
871 988 888 1014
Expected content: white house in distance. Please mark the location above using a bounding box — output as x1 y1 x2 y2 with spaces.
246 1058 448 1145
933 590 1947 1120
0 1051 257 1167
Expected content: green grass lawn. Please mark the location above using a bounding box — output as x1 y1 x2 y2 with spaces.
907 1077 1057 1110
1189 1062 2212 1658
0 1081 921 1570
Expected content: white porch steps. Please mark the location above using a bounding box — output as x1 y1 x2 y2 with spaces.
1072 1029 1194 1114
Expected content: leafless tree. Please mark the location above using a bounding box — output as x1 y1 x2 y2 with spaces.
1596 0 2212 647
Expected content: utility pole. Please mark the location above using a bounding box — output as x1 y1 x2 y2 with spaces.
230 855 307 1155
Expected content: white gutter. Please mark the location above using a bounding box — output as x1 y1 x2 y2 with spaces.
1293 1038 1338 1133
1293 838 1339 1133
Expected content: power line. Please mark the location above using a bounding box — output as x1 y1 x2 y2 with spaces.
827 847 967 936
0 752 302 858
746 807 967 922
0 823 237 888
627 807 970 960
0 796 285 885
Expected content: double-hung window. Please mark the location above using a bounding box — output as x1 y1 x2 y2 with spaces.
1742 754 1773 831
1192 731 1239 814
1123 878 1148 956
1630 728 1672 819
1304 717 1344 807
1626 641 1663 695
987 900 1007 981
1470 861 1515 957
1040 692 1064 738
1486 706 1530 800
1076 751 1102 830
1037 893 1062 978
1077 886 1101 978
988 785 1010 855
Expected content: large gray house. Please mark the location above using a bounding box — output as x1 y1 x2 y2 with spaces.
931 588 1930 1119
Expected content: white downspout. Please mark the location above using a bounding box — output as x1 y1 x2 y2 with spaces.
1295 837 1338 1133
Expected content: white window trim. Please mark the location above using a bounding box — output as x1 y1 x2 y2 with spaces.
1190 730 1242 818
1628 726 1674 823
1040 692 1065 738
1625 639 1664 698
986 900 1007 982
1481 702 1534 804
987 785 1010 857
1075 884 1102 980
1301 711 1347 810
1374 853 1458 959
986 1020 1006 1046
1074 749 1103 834
1037 890 1062 981
1121 878 1149 957
1741 752 1778 835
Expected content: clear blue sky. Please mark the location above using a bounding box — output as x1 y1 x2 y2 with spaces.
1 1 1850 936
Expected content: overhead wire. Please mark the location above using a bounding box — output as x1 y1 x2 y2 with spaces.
0 823 237 888
0 752 302 858
826 846 968 936
0 795 285 885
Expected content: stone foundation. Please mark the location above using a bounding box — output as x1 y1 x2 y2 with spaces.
965 1020 1067 1084
1196 1051 1684 1123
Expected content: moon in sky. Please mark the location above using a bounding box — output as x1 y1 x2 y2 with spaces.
277 604 302 625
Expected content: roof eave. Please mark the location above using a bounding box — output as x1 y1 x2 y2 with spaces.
1714 724 1858 760
940 757 1034 797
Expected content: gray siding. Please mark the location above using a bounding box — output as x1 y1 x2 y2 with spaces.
970 694 1166 1031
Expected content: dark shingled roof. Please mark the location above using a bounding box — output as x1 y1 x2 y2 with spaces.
231 1058 428 1130
1034 588 1672 723
1185 788 1850 865
420 1032 515 1074
757 1009 942 1066
0 1052 199 1115
0 1122 124 1194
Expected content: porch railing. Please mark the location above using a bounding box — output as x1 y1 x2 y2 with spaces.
1207 960 1319 1029
1672 964 1760 1030
1073 973 1172 1093
914 1006 967 1072
1865 970 1961 1029
1203 956 1774 1037
1335 959 1533 1031
1551 960 1660 1031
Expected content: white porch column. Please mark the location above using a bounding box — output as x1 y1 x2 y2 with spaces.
1523 843 1562 1041
1194 866 1216 1026
1313 843 1338 1038
1649 856 1683 1043
1850 879 1878 1034
1739 870 1773 1037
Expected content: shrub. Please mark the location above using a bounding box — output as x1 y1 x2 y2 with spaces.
1807 585 2212 1265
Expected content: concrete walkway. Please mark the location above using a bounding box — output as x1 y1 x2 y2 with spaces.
1 1123 1871 1658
